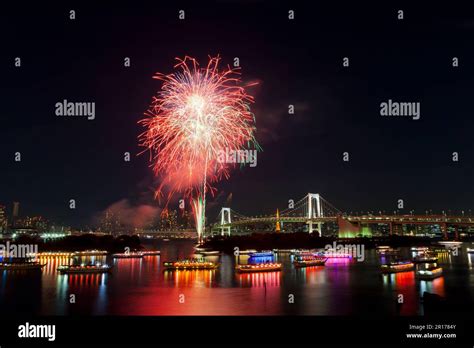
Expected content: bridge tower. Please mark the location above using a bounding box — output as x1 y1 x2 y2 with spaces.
307 193 322 236
220 207 231 236
275 209 281 233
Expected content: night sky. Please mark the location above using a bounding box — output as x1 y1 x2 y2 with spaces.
2 2 474 227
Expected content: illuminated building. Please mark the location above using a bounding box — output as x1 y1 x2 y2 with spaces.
0 205 7 233
12 201 19 227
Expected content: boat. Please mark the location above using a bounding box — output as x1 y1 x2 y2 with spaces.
249 251 274 257
142 250 161 256
237 249 257 255
416 266 443 280
376 246 391 253
235 263 282 273
384 248 400 256
381 261 415 273
412 255 438 264
201 250 220 256
58 263 112 274
410 246 429 252
162 238 170 242
438 241 462 247
320 251 353 258
293 256 327 267
163 259 218 270
290 249 311 256
73 250 108 256
28 252 74 258
0 257 46 270
112 252 144 258
273 249 294 254
429 247 450 253
376 246 399 255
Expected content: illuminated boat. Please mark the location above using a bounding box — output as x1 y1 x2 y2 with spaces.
293 256 327 267
410 246 429 252
381 261 414 273
295 251 317 258
112 252 144 258
27 252 74 258
376 246 399 255
416 266 443 280
73 250 108 256
273 249 294 254
58 263 112 274
376 246 390 253
385 249 401 256
412 255 438 264
201 250 220 256
249 251 274 257
438 241 462 247
142 250 161 256
320 251 353 258
163 259 218 270
238 249 258 255
0 258 45 270
429 247 450 253
235 263 282 273
290 249 311 256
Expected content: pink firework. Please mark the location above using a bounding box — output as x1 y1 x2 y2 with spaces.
139 56 259 241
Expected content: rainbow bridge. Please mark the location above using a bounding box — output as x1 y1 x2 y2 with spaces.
215 193 474 238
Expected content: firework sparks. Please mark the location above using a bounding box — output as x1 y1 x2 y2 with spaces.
139 56 259 242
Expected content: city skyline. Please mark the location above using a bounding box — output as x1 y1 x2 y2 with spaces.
1 3 474 345
2 3 474 228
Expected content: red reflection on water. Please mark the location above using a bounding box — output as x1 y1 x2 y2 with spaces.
65 273 103 288
392 271 417 315
325 258 352 266
419 276 445 297
163 269 215 287
39 257 71 275
236 271 281 287
299 266 325 284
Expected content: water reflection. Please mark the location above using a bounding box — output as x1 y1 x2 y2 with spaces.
236 271 281 287
295 266 325 284
0 242 472 315
163 269 216 287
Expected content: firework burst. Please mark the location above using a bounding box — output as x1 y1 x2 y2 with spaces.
139 56 259 241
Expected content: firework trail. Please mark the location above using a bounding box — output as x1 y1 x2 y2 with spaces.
139 56 259 242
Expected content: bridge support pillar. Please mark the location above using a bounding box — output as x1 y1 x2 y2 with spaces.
440 223 448 240
219 208 232 237
307 221 321 236
220 226 231 236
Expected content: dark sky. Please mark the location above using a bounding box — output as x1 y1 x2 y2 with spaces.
1 2 474 227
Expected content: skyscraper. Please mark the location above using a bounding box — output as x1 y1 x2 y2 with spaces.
0 205 7 233
12 202 19 227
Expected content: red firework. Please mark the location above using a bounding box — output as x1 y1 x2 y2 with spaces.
139 56 259 235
